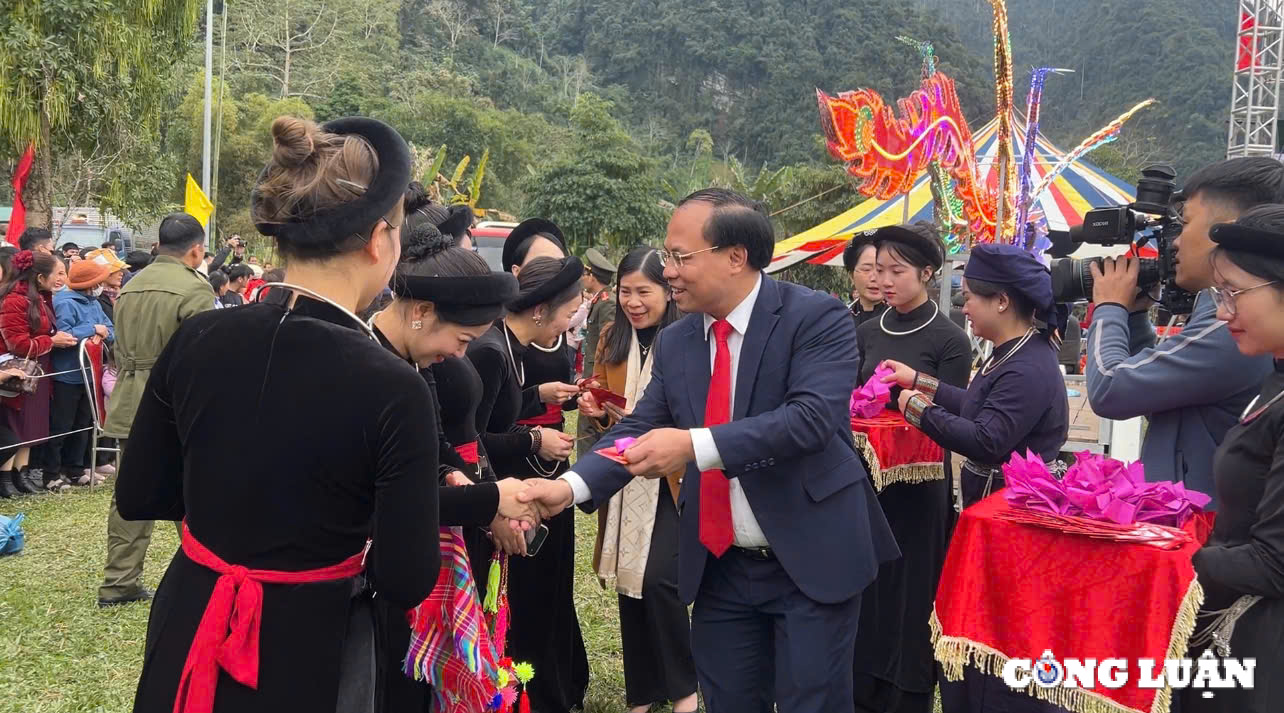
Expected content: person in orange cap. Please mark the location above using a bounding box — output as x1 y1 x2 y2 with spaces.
82 247 129 475
48 259 114 488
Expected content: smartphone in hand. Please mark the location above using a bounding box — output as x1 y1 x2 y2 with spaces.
525 523 550 556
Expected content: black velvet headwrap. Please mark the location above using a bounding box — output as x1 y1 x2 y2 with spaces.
393 272 518 326
506 256 584 313
251 117 412 248
502 218 567 273
866 223 944 270
1211 222 1284 259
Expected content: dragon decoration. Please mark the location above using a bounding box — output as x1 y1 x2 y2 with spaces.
818 0 1156 253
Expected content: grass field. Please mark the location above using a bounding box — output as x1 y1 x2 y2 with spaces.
0 413 939 713
0 485 641 713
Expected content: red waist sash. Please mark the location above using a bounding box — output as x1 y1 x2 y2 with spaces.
454 441 479 465
173 522 366 713
851 411 945 491
517 403 562 426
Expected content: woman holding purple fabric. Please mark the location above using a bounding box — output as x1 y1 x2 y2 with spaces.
883 243 1070 511
1180 204 1284 713
882 242 1070 713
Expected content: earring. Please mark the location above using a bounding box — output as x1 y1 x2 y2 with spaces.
411 320 423 330
534 315 544 326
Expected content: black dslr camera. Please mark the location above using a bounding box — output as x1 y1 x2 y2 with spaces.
1048 165 1197 315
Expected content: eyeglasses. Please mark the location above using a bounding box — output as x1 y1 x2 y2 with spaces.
657 246 721 268
1209 280 1277 316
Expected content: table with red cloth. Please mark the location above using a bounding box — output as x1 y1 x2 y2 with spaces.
851 412 944 491
931 494 1214 713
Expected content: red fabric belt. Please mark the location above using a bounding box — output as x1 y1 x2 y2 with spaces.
851 412 943 469
517 403 561 426
83 338 106 421
454 441 479 465
173 521 366 713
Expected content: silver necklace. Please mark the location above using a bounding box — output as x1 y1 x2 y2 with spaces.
981 328 1035 376
530 333 564 353
501 321 526 386
1241 389 1284 423
880 300 939 336
257 282 377 343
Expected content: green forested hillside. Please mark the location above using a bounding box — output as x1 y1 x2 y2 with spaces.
1 0 1243 258
915 0 1237 180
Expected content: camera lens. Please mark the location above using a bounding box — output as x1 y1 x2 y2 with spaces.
1050 258 1093 303
1134 165 1177 215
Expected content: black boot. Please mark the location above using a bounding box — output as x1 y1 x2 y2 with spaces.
0 471 16 498
11 468 38 495
26 468 48 493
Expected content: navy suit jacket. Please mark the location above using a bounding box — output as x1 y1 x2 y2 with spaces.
573 275 899 604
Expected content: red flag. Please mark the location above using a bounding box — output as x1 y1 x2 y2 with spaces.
1238 12 1257 72
5 143 35 247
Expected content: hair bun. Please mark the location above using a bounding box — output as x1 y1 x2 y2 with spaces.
402 223 454 262
403 181 432 214
271 116 318 168
12 250 34 273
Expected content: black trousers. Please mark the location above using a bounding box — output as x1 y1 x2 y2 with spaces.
48 380 91 475
853 673 934 713
618 494 698 708
691 547 862 713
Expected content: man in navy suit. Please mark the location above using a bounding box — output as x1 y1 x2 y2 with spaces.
522 189 898 713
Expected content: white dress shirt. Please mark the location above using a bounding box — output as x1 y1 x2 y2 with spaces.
561 275 770 548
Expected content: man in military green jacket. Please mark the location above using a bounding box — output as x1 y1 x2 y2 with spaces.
576 247 616 459
97 213 215 607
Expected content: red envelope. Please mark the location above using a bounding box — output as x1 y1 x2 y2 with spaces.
595 447 630 465
589 387 628 409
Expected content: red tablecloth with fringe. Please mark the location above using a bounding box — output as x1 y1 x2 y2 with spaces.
850 412 944 491
931 495 1215 713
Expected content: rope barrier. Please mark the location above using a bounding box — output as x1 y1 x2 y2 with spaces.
2 426 96 451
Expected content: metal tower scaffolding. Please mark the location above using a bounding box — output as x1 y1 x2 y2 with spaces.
1228 0 1284 158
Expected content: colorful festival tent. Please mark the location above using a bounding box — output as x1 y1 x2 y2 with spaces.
768 113 1137 272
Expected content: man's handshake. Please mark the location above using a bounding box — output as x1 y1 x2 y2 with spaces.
515 479 577 520
473 477 576 529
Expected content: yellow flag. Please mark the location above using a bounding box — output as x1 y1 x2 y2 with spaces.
184 173 214 228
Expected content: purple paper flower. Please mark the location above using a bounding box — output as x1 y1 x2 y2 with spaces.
850 364 895 419
614 437 637 452
1002 450 1211 527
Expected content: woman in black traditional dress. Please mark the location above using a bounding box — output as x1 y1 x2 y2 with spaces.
843 232 887 329
885 243 1069 508
401 183 516 584
851 222 971 713
469 249 589 713
883 243 1070 713
1179 205 1284 713
370 212 544 711
119 116 440 713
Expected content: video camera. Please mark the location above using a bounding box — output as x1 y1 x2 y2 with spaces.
1048 164 1197 315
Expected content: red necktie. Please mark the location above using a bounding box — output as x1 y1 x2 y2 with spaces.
699 319 735 557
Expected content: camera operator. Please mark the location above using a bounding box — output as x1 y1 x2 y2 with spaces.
207 234 246 273
1085 157 1284 510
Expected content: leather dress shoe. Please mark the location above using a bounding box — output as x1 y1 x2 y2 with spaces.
97 588 154 608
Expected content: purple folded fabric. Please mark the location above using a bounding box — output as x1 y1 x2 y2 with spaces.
615 437 637 453
850 364 894 419
1002 450 1211 528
